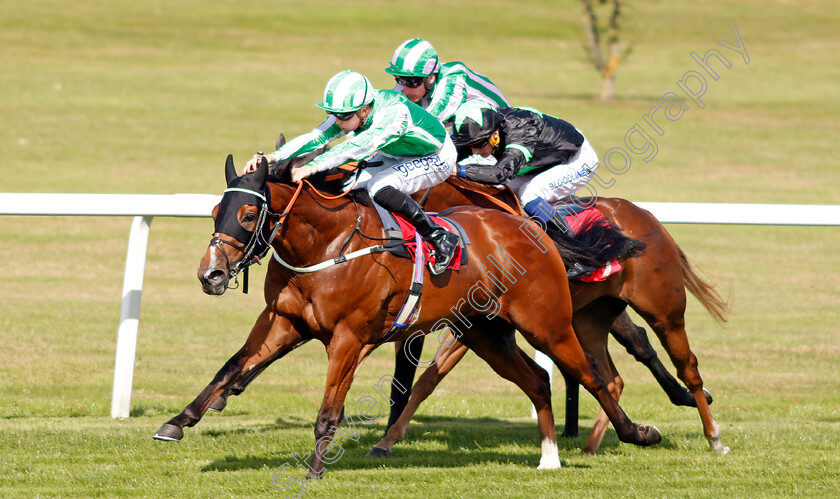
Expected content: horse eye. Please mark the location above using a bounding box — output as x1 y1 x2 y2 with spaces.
243 213 257 223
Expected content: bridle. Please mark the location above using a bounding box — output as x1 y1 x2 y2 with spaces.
211 167 365 290
210 183 302 290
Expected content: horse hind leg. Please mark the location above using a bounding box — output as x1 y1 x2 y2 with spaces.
609 311 713 407
515 307 661 449
571 300 626 454
582 350 622 453
457 321 559 470
639 309 729 455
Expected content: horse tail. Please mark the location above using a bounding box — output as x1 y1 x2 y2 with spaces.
677 244 731 324
549 217 647 270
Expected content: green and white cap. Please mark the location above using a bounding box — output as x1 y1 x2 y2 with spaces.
385 38 440 77
316 70 375 113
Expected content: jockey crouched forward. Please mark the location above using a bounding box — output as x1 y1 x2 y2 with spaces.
450 100 601 278
244 70 460 275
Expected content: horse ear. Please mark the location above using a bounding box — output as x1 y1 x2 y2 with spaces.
275 133 286 150
254 155 269 185
225 154 237 185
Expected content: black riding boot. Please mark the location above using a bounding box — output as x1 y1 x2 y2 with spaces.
547 210 574 235
373 186 460 276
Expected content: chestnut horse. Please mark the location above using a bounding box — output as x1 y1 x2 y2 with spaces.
208 173 728 455
153 156 661 477
371 180 731 456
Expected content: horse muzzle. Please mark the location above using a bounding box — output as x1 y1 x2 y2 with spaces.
198 242 234 295
198 265 229 295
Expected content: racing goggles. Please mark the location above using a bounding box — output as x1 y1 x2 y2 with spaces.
329 110 357 121
395 76 426 88
468 133 500 149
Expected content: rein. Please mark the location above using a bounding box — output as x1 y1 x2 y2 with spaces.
448 177 524 216
214 182 303 292
271 177 395 273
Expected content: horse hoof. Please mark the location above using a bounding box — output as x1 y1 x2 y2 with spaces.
153 423 184 442
644 425 662 446
366 446 392 459
703 388 714 405
537 459 562 470
208 396 227 412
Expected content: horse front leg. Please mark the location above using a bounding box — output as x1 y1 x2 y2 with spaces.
153 309 303 441
306 329 366 479
209 338 312 412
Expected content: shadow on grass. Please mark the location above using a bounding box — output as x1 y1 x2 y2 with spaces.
198 415 312 439
201 415 679 473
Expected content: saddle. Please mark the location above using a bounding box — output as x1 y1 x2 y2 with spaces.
371 200 469 271
368 200 470 346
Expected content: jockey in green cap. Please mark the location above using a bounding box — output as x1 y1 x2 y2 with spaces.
386 38 509 125
244 70 460 275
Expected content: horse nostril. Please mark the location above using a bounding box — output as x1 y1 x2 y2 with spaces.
205 269 226 283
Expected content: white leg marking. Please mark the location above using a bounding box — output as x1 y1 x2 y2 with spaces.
537 437 561 470
706 420 731 455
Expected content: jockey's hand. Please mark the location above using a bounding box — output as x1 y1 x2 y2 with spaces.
243 153 276 174
291 164 315 183
458 153 498 167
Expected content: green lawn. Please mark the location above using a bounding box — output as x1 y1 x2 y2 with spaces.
2 0 839 497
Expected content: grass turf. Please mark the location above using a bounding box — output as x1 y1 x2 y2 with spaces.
1 0 839 497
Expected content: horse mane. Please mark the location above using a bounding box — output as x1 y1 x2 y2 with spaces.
264 135 370 206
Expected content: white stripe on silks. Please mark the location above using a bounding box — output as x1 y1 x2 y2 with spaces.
410 123 443 148
392 39 412 65
403 42 429 72
436 79 466 121
333 75 358 109
454 63 509 105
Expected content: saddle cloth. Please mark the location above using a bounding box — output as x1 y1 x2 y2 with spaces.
562 206 622 282
393 215 464 271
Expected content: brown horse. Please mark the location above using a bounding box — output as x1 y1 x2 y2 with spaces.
202 169 725 452
153 155 661 477
370 180 730 456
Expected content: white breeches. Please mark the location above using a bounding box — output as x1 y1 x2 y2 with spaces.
351 136 458 197
507 137 599 206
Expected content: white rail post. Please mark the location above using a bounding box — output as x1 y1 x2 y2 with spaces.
111 215 154 418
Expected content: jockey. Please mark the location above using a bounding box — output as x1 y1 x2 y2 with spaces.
243 70 460 275
386 38 509 125
450 100 601 277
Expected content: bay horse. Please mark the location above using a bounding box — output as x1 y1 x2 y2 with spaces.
153 155 661 477
371 179 731 455
206 167 729 455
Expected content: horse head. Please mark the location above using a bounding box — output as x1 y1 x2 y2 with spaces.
198 154 276 295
